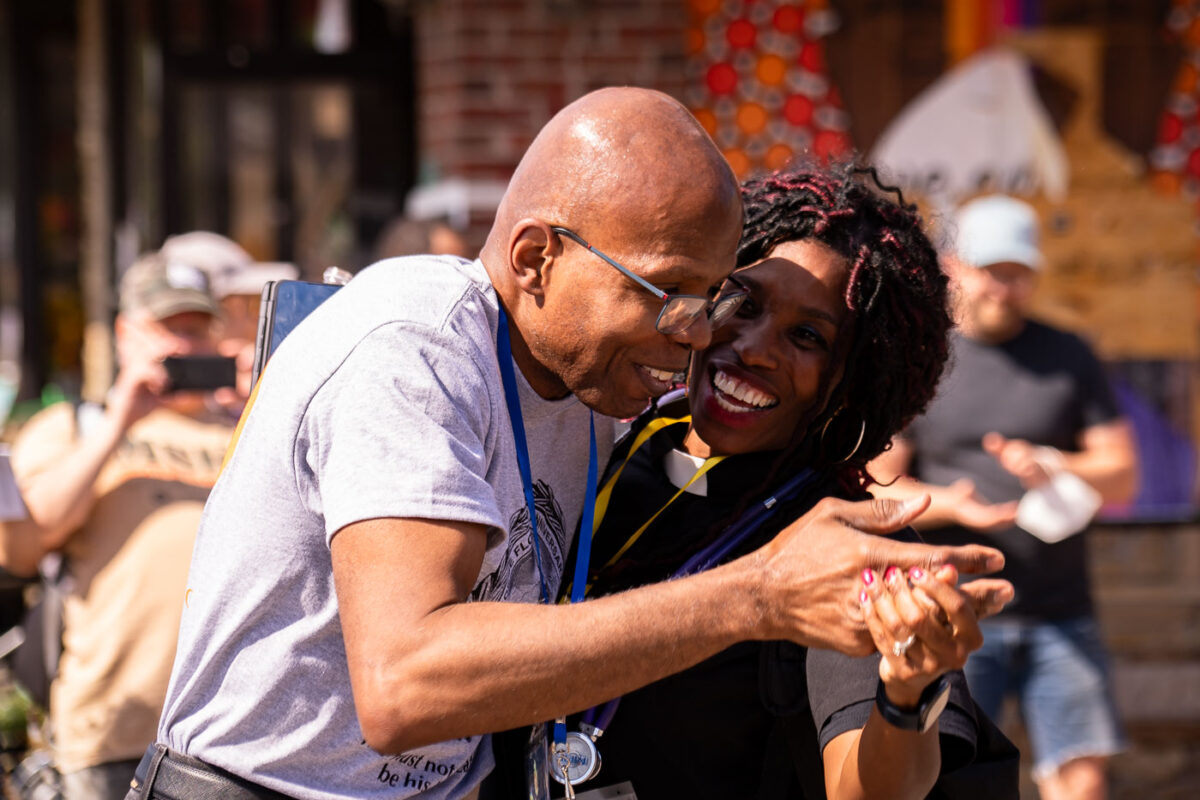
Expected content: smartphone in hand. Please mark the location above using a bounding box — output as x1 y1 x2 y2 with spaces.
162 355 237 393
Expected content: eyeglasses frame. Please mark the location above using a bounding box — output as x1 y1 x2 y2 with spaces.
549 225 747 335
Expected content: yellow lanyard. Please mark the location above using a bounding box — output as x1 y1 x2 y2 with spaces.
566 414 726 598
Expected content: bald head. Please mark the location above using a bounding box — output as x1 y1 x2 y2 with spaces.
483 87 741 273
485 87 744 418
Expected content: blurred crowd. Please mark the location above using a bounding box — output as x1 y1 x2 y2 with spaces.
0 212 470 799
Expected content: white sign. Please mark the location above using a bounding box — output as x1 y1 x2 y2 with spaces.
871 48 1068 211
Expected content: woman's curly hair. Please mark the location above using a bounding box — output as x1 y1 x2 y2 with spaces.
736 160 952 493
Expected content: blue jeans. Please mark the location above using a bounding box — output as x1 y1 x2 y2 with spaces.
965 616 1125 781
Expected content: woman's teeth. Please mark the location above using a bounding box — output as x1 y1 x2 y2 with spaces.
713 369 777 411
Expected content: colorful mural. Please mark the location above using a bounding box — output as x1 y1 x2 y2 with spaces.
1151 0 1200 205
684 0 851 178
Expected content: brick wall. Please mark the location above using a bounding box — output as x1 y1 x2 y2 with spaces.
411 0 688 242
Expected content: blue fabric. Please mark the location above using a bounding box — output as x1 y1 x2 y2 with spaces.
964 617 1126 780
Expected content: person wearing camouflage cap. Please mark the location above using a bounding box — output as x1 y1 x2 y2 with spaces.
0 252 238 799
159 232 299 406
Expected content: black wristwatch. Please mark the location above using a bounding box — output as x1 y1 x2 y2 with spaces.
875 675 951 734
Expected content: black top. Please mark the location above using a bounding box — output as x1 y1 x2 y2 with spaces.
903 322 1122 619
480 401 1015 800
557 406 979 799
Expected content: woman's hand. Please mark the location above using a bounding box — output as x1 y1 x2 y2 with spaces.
858 564 985 707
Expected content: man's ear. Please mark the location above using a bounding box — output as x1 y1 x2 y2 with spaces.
507 218 560 297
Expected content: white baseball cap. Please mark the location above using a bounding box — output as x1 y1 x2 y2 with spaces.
953 195 1043 271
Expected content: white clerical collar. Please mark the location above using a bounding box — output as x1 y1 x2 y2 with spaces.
663 447 710 496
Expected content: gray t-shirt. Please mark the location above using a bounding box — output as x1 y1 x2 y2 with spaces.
158 256 614 800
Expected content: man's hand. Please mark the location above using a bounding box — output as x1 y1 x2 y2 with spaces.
942 477 1018 531
983 432 1054 489
106 314 173 434
747 495 1005 657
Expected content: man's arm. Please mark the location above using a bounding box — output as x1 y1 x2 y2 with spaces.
1070 419 1139 502
0 334 169 577
870 438 1018 532
0 414 125 576
332 495 1008 754
982 419 1138 503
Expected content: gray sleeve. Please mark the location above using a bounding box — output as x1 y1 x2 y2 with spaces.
299 321 504 544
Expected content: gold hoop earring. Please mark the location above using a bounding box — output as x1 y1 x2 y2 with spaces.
818 408 867 464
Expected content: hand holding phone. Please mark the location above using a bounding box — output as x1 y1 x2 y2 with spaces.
162 355 238 393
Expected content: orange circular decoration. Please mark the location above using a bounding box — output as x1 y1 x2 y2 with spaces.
706 62 738 95
1187 148 1200 178
1152 170 1183 195
756 54 788 86
686 27 705 56
727 18 757 49
1187 16 1200 46
783 94 814 126
799 41 825 73
736 102 769 135
692 107 719 137
688 0 721 20
1160 112 1184 144
723 147 752 178
773 4 804 33
814 129 850 161
765 143 794 171
1174 63 1198 94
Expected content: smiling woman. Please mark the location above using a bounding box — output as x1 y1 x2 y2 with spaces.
484 162 1017 800
685 238 850 457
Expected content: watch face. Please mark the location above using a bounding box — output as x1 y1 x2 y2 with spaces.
918 679 952 734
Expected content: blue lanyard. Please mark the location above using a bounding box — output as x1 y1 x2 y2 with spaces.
495 307 598 754
495 303 598 620
580 449 820 735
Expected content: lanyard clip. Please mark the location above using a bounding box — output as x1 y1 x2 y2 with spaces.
579 721 603 741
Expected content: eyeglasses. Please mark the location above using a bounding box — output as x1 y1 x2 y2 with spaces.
551 226 748 335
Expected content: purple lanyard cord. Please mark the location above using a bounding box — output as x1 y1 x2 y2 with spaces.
578 457 820 735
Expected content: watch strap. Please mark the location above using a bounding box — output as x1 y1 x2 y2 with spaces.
874 675 951 733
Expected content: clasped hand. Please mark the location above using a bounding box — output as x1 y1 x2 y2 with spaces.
752 495 1013 658
860 563 982 705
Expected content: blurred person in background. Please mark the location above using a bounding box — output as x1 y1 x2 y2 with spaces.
0 255 236 800
374 215 470 261
160 231 297 404
871 195 1138 800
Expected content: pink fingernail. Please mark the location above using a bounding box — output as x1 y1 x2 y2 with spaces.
859 590 870 605
909 567 925 582
861 568 875 585
884 566 901 583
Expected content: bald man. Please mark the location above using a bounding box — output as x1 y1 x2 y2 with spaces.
133 89 1006 800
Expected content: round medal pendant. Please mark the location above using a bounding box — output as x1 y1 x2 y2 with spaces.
549 731 602 786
